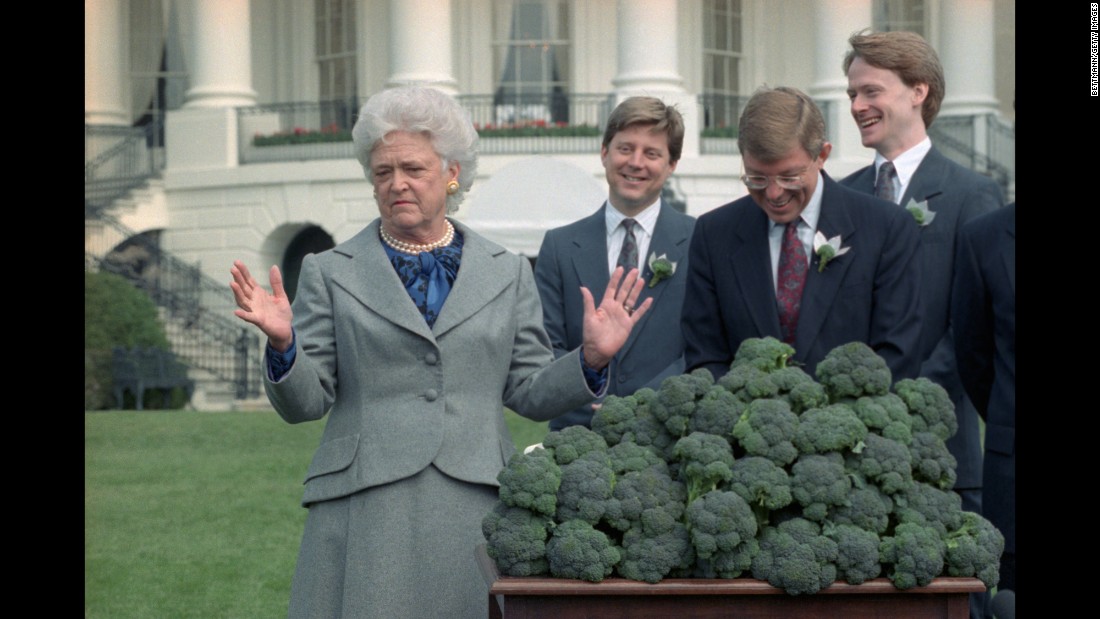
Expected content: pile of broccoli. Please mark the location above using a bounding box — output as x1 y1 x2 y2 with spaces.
483 337 1004 595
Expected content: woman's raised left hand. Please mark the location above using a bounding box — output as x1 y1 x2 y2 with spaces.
579 267 652 370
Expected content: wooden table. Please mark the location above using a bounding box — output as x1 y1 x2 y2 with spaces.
477 545 985 618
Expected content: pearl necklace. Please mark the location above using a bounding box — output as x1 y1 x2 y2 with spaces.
380 220 455 255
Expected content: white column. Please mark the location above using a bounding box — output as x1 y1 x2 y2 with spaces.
612 0 698 158
386 0 458 94
85 0 129 125
809 0 873 164
184 0 257 108
938 0 999 116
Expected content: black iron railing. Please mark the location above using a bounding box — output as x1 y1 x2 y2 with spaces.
85 122 165 214
929 114 1014 202
86 212 262 400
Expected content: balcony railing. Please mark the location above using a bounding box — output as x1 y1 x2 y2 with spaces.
697 94 838 155
238 93 620 163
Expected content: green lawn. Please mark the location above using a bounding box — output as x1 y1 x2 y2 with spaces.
85 409 549 619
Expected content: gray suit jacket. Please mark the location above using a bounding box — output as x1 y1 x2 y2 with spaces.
841 145 1003 490
265 219 597 506
535 202 695 430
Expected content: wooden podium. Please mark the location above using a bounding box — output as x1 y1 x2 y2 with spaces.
477 545 985 618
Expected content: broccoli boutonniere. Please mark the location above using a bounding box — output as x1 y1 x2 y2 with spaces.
647 252 677 288
813 231 851 273
905 198 937 227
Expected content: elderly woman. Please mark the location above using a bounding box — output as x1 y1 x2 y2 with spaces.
230 86 651 618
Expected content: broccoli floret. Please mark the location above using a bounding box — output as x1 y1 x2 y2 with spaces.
543 425 609 466
849 393 913 444
894 377 959 440
823 521 882 585
727 456 793 527
815 342 892 401
893 481 965 537
652 369 715 437
607 440 669 476
731 398 801 466
497 448 561 517
943 511 1005 589
591 393 640 446
689 385 746 438
606 466 686 534
879 522 946 589
908 431 958 490
770 366 830 414
555 453 615 524
685 490 758 561
694 537 760 579
790 453 851 522
618 521 695 583
718 364 781 402
844 432 914 495
671 432 735 504
752 518 838 595
482 503 552 576
793 403 869 454
831 481 894 535
730 336 796 372
545 519 621 582
620 401 678 461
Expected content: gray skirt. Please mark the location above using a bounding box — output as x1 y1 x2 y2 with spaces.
288 464 499 618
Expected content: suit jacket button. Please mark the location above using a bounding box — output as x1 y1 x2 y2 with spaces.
425 389 438 401
425 352 438 365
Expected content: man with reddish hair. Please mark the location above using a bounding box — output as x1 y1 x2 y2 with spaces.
840 30 1005 619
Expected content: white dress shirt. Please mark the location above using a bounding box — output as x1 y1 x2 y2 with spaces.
874 136 932 204
767 171 825 293
605 198 663 275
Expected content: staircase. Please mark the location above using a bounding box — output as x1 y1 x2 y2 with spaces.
86 122 264 410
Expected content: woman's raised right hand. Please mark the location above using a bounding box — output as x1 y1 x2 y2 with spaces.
230 260 294 352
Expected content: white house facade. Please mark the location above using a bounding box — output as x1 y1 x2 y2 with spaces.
85 0 1015 409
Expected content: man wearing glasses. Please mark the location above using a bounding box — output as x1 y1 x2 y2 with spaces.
681 86 922 381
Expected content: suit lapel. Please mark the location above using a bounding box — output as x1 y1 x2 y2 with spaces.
431 220 514 338
732 206 783 339
901 146 948 206
328 220 436 342
796 177 857 360
618 205 691 359
570 205 613 306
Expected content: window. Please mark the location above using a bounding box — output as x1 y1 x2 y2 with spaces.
702 0 743 131
873 0 925 36
491 0 571 125
316 0 358 130
130 0 189 149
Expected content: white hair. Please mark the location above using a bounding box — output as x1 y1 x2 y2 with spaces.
352 86 479 212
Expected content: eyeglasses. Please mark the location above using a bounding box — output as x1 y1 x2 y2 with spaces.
740 172 807 191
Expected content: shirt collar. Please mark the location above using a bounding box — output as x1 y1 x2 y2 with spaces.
874 136 931 190
605 198 662 238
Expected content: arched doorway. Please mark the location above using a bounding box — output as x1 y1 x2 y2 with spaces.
281 226 336 303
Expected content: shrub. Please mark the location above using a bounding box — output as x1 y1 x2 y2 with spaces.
85 271 172 410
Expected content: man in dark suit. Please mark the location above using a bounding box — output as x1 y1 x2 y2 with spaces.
839 31 1003 545
953 203 1015 594
683 86 922 381
536 96 695 431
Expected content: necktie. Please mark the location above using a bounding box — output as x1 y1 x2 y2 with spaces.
617 218 638 272
776 220 807 345
875 161 898 204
